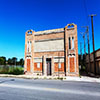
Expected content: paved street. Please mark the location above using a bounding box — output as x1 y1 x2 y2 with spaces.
0 77 100 100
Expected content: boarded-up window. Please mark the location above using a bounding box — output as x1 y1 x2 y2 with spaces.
27 59 30 72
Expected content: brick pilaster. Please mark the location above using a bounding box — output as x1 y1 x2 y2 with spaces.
43 55 47 76
51 57 54 76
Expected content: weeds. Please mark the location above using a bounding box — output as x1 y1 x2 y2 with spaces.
0 66 24 75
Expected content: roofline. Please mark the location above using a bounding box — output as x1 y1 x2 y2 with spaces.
91 48 100 54
26 23 77 35
34 28 64 35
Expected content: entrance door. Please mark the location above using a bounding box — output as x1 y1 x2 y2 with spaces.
46 58 51 76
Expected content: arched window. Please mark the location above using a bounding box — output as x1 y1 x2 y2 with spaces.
27 41 29 52
28 30 32 35
68 25 74 29
27 41 32 52
72 37 74 49
69 37 71 49
29 41 32 52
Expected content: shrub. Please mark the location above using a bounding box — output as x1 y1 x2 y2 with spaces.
9 67 24 75
0 66 24 75
0 66 9 74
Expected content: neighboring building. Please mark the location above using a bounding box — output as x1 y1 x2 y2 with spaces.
24 23 79 76
86 48 100 75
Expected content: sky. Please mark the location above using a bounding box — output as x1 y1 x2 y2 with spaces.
0 0 100 60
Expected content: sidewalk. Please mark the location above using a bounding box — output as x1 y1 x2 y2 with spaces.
0 74 100 83
66 76 100 83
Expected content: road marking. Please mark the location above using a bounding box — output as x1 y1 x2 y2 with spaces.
0 83 100 97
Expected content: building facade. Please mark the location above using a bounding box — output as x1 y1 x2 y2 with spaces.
24 23 79 76
86 48 100 75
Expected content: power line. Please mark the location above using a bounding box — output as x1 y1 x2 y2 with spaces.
83 0 89 25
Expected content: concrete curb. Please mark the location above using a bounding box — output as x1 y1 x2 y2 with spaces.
0 74 65 79
0 74 100 83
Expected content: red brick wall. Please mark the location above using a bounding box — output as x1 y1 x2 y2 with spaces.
54 63 64 72
27 59 30 72
34 63 42 71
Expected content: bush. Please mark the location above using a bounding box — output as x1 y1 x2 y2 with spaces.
0 66 9 74
0 66 24 75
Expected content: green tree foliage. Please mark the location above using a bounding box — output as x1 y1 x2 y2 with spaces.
8 58 12 65
0 58 5 65
0 56 6 65
12 57 17 65
19 58 24 66
0 57 24 66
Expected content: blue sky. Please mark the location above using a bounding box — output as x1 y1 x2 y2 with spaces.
0 0 100 60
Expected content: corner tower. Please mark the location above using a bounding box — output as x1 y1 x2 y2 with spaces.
24 30 34 74
64 23 79 76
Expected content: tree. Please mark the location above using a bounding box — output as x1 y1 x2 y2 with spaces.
0 58 5 65
7 57 17 65
8 58 12 65
0 56 6 65
12 57 17 65
19 58 24 67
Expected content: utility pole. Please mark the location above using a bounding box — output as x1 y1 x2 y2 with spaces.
83 33 87 73
82 26 91 74
80 32 86 55
80 42 83 70
89 14 96 75
83 34 86 55
80 32 86 72
86 26 91 73
80 42 82 60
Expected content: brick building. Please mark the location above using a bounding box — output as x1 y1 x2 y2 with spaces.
24 23 79 76
86 48 100 75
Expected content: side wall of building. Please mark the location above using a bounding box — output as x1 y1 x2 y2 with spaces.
86 49 100 75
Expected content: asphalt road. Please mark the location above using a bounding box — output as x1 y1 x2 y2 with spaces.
0 77 100 100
